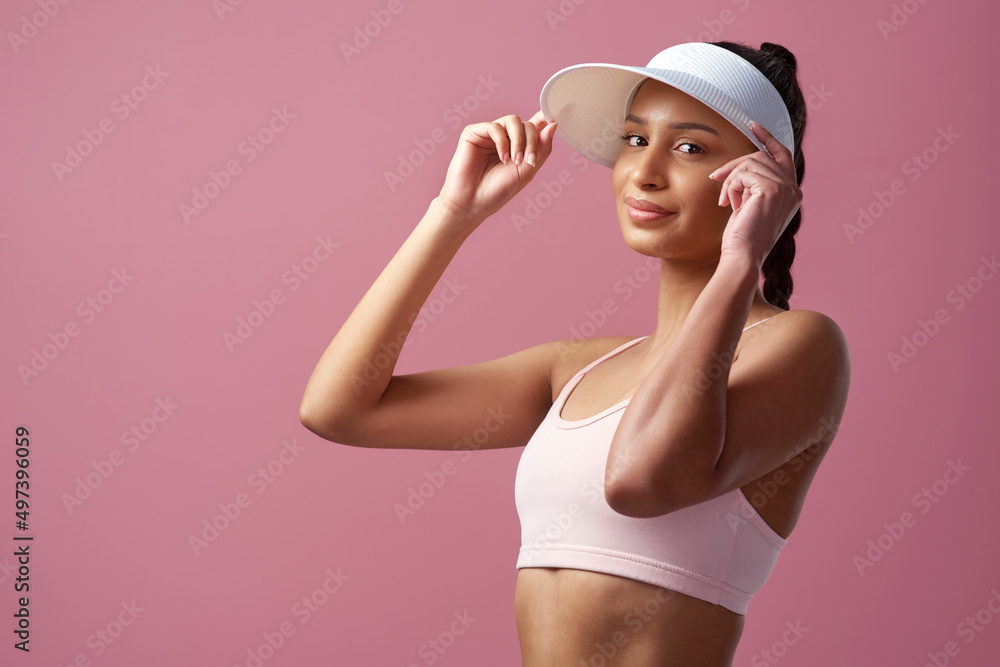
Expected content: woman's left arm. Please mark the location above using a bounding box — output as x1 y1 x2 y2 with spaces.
605 123 851 518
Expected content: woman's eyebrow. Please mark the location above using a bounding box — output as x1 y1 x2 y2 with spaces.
624 114 720 137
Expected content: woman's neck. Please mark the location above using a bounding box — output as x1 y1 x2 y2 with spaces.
645 255 775 353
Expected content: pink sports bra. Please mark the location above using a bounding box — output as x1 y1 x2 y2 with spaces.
513 320 786 615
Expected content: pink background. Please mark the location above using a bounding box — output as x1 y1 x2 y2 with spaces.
2 0 998 665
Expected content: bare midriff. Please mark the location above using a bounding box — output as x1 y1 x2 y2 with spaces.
515 567 744 666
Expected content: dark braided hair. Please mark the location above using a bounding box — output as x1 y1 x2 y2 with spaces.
710 41 807 311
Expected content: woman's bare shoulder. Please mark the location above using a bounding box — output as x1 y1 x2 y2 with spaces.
756 309 848 350
738 308 851 387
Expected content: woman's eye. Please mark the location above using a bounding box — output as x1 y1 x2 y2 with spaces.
619 135 703 153
620 133 646 147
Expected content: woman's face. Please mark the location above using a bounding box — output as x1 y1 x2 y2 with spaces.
611 79 759 262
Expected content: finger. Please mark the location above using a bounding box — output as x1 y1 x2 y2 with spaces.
528 109 548 125
538 119 557 156
710 148 778 183
500 114 527 166
721 164 770 210
723 177 744 211
709 124 789 183
486 121 512 164
720 163 765 210
531 109 558 154
717 154 788 208
522 120 540 167
708 153 747 183
719 161 750 208
725 154 789 184
527 119 558 170
750 121 795 178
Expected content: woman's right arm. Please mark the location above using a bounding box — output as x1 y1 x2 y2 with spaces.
299 113 560 450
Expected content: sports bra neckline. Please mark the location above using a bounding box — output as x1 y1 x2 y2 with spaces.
555 335 648 428
555 318 773 428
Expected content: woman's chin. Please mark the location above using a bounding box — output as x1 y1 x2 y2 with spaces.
617 224 673 255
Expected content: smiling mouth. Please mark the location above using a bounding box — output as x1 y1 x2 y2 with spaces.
625 196 673 221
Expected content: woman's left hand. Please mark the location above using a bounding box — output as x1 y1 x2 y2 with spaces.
709 121 802 267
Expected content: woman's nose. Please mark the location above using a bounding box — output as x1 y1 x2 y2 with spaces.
629 150 668 190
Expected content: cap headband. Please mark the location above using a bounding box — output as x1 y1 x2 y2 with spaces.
539 42 795 167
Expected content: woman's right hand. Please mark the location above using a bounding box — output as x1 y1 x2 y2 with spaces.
436 111 558 229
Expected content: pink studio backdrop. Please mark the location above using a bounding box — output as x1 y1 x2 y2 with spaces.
2 0 998 665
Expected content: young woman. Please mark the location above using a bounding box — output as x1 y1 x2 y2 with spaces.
300 41 850 666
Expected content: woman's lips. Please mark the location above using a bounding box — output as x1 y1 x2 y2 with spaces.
625 196 673 222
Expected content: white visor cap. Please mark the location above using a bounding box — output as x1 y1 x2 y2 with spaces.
539 42 795 167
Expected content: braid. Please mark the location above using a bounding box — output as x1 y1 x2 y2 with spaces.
762 212 798 310
711 40 808 310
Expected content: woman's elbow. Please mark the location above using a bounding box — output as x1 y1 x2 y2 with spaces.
604 475 675 518
604 469 709 518
298 400 344 443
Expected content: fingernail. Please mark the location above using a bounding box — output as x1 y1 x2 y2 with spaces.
502 151 510 164
708 169 718 180
526 152 536 167
515 151 523 165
